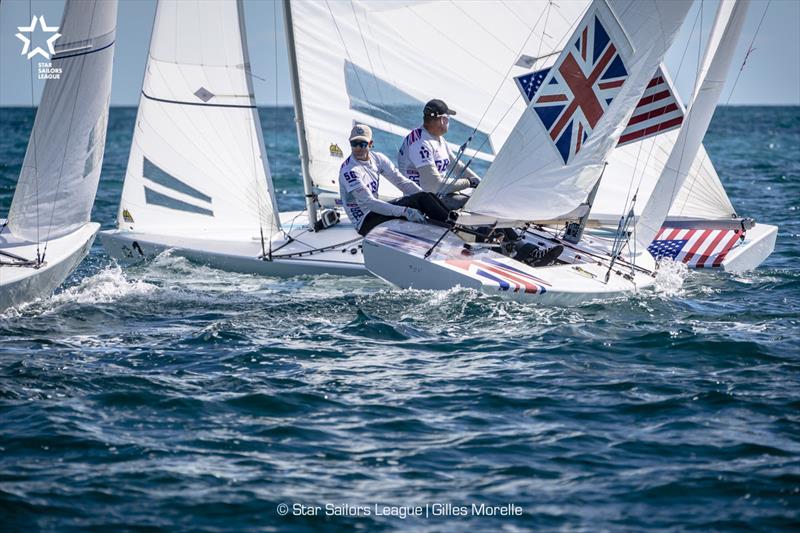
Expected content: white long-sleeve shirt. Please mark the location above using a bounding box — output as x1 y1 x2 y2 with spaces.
338 151 421 230
397 126 478 194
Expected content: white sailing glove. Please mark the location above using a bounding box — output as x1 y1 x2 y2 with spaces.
403 208 426 224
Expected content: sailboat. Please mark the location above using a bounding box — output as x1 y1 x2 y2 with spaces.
101 0 774 281
99 0 366 276
282 0 775 275
363 0 757 303
100 0 596 276
0 0 117 311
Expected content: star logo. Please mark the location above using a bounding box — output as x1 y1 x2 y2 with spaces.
16 15 61 60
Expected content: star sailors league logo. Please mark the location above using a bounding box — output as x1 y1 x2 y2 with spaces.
530 10 630 164
15 16 61 60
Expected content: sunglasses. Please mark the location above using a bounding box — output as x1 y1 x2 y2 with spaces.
350 141 370 148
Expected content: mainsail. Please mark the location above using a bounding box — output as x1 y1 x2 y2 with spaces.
285 0 588 194
464 0 693 223
117 0 278 237
634 0 750 250
8 0 117 243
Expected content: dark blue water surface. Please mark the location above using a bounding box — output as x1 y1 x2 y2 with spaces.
1 106 799 531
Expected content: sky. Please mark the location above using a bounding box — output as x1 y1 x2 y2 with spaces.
0 0 798 108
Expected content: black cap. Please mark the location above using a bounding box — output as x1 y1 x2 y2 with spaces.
423 99 456 119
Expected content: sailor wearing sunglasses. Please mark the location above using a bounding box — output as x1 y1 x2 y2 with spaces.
397 99 481 210
339 125 452 236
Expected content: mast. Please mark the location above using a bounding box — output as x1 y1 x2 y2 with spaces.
282 0 318 230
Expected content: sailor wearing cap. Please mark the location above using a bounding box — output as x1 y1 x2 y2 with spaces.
339 124 452 236
397 99 482 210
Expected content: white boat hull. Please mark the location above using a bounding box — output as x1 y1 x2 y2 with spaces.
100 206 777 280
99 211 367 277
363 221 657 305
0 222 99 311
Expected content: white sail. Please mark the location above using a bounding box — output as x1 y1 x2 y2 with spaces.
464 0 693 223
8 0 117 243
117 0 278 237
634 0 749 250
286 0 588 194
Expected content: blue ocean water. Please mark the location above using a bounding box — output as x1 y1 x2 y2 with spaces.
1 106 799 531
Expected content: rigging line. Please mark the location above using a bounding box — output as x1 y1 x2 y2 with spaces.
44 2 99 260
324 0 369 112
270 0 279 249
677 0 772 218
461 1 585 171
673 3 702 87
628 3 706 236
449 0 519 56
404 5 512 80
664 0 707 215
469 0 553 141
724 0 770 105
26 0 42 259
626 0 701 223
350 1 387 114
240 0 270 258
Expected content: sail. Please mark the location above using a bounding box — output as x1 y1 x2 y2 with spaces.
464 0 693 223
634 0 750 250
286 0 589 194
591 64 735 222
117 0 278 237
8 0 117 243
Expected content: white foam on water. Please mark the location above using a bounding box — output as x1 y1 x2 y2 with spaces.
51 265 158 306
654 259 689 297
1 265 158 318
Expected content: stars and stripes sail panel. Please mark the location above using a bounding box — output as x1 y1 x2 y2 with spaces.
647 227 743 268
530 14 629 164
618 67 684 146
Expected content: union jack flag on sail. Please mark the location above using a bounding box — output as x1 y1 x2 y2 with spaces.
516 65 685 148
531 13 629 164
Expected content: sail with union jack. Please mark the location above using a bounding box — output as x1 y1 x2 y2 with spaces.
517 64 685 149
530 13 629 164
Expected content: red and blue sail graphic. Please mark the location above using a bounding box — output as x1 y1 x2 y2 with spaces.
617 67 684 145
530 14 628 164
517 66 685 149
648 227 743 268
444 258 550 294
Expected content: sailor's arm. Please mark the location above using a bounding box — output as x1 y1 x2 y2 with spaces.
446 143 481 186
417 164 471 194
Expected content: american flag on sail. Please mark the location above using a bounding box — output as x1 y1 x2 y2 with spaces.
516 64 685 149
444 257 550 294
648 227 743 268
530 14 629 164
618 67 684 146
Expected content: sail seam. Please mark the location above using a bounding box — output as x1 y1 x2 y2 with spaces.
141 91 256 109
